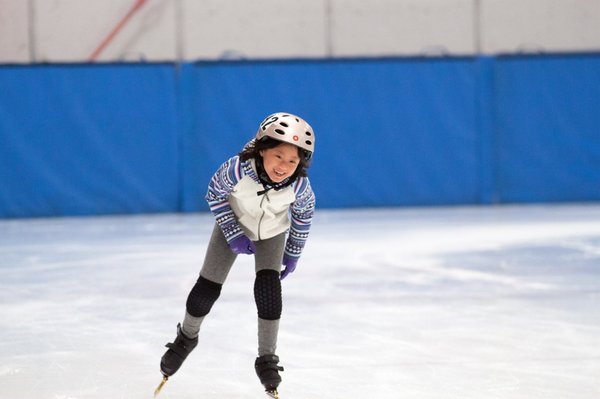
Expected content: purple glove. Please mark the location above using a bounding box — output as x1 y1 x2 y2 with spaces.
280 255 298 280
228 235 256 255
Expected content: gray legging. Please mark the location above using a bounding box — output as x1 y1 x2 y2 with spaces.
200 223 284 283
181 223 285 356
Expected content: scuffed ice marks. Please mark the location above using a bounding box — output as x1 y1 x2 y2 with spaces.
1 205 600 398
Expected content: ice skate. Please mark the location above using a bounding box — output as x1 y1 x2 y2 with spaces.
160 323 198 377
255 354 284 392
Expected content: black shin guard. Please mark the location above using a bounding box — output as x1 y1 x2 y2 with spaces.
186 275 222 318
254 269 282 321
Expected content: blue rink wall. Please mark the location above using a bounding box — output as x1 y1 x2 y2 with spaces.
1 55 599 218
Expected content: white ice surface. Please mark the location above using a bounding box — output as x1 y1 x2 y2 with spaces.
1 204 600 399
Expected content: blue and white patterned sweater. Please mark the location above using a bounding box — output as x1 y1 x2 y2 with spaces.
205 155 315 260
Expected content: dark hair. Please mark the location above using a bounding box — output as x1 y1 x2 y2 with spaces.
239 138 311 179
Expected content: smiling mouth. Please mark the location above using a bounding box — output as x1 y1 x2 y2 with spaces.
272 170 286 179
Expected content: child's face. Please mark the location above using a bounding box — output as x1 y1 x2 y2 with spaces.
259 143 301 183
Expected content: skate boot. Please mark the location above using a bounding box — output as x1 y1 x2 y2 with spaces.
254 354 284 391
160 323 198 377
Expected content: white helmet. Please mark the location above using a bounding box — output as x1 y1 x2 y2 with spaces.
256 112 315 160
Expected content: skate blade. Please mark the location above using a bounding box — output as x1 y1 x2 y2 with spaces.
153 375 168 397
265 389 280 398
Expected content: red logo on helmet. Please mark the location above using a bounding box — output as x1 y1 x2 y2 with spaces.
293 135 299 141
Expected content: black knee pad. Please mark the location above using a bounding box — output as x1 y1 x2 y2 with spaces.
186 275 222 317
254 269 282 320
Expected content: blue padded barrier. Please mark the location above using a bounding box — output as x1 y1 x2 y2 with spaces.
1 55 599 218
493 55 600 203
180 58 481 211
0 64 179 217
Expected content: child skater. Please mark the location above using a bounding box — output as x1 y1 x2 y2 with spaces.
157 112 316 398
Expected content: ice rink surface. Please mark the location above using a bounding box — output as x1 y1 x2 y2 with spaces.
1 204 599 399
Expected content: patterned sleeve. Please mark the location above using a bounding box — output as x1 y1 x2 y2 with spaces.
205 156 245 243
285 177 316 260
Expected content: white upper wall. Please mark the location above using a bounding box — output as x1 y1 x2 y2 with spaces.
182 0 328 60
1 0 599 63
331 0 476 57
0 0 30 63
34 0 177 62
481 0 600 54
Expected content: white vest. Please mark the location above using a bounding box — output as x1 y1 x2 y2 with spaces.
228 173 296 241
